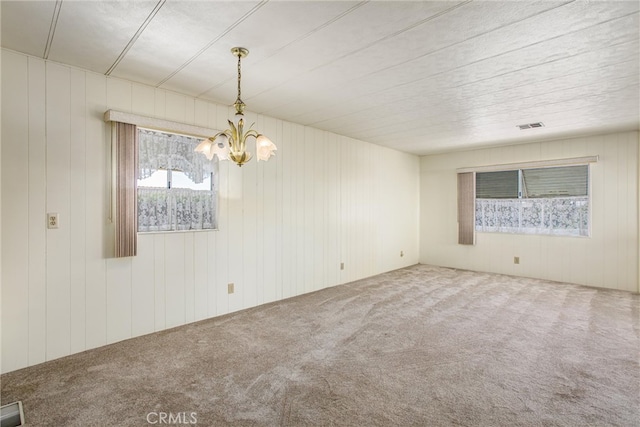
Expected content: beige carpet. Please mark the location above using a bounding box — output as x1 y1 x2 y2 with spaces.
2 264 639 426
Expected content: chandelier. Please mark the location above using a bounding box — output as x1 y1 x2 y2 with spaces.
195 47 277 167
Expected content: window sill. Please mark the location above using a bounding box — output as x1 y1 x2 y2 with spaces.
138 228 218 235
475 230 590 238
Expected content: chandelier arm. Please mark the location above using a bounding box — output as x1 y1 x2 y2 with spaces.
236 130 257 153
244 130 259 139
239 131 251 151
211 131 229 142
227 120 238 147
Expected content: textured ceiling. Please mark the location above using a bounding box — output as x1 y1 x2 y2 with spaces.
2 1 638 155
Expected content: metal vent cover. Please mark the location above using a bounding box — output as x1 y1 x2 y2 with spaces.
0 402 24 427
517 122 545 130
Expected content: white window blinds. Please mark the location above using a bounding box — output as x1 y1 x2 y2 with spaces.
521 165 588 198
476 170 519 199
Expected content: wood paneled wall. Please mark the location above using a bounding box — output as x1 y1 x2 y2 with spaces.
420 131 639 292
1 50 420 373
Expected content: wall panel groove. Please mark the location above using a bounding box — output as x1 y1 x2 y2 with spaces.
27 56 47 367
2 51 30 373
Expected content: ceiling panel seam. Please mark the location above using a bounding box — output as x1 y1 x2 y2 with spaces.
354 81 639 140
196 0 369 98
310 68 640 139
105 0 166 76
43 0 63 59
155 0 268 88
346 0 575 94
248 0 472 105
266 0 574 119
301 6 637 127
326 73 640 135
394 10 640 96
445 39 639 93
262 1 368 59
310 37 639 131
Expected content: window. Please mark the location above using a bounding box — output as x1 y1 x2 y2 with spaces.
475 165 589 236
137 128 217 232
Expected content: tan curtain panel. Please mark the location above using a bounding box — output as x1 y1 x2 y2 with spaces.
115 122 138 257
457 172 475 245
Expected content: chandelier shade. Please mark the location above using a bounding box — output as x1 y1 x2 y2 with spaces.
195 47 277 167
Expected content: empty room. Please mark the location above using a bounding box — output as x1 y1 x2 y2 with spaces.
1 1 638 426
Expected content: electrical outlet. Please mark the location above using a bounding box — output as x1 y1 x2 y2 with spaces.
340 262 344 270
228 283 234 294
47 213 59 229
514 256 520 264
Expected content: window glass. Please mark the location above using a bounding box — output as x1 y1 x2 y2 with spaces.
476 170 519 198
475 165 589 237
170 171 211 191
137 129 217 232
138 170 168 188
521 165 587 198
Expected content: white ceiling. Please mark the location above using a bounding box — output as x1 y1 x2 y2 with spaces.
2 1 638 155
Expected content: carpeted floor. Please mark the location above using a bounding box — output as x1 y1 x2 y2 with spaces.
2 264 639 426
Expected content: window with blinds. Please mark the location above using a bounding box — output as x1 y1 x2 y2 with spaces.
476 170 519 198
522 165 588 198
475 165 589 236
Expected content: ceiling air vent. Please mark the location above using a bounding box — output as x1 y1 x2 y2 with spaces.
517 122 544 130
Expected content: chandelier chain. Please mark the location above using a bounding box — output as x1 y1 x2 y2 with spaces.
237 54 242 102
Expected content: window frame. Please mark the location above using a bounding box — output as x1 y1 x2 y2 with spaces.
456 156 598 244
136 127 219 234
474 165 591 237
